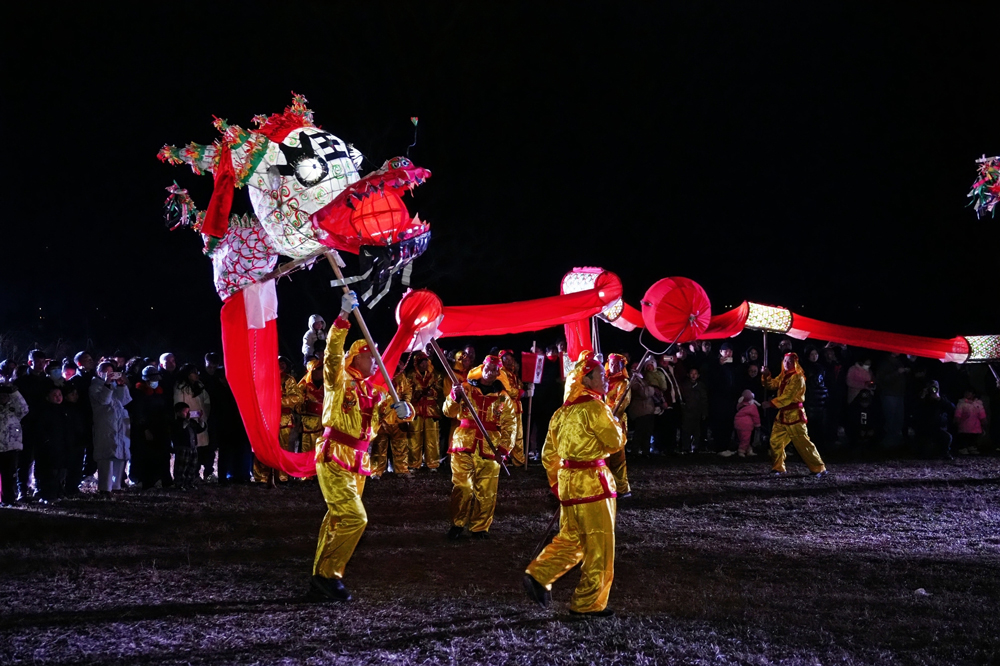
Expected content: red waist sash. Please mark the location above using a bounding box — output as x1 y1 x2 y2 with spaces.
561 458 607 469
322 427 371 452
458 419 499 432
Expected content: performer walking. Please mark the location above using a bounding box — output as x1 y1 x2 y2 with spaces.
406 351 443 472
443 354 515 540
761 352 827 478
298 360 325 456
310 292 413 601
524 354 625 616
253 357 303 485
604 353 631 498
369 370 411 478
498 350 526 467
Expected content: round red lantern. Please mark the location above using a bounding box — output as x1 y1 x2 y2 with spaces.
641 277 712 343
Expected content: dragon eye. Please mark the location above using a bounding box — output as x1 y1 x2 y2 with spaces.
293 156 328 186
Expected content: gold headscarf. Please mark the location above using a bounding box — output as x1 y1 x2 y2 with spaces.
605 353 628 380
344 339 372 370
466 355 500 382
563 350 601 403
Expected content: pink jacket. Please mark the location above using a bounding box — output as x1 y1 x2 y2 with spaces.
954 398 987 434
733 401 761 432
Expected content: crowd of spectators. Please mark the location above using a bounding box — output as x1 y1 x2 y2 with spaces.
0 349 250 505
0 331 996 506
620 338 996 461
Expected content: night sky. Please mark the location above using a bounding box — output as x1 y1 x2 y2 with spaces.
4 2 997 363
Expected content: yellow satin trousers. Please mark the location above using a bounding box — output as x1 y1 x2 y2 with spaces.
408 416 441 470
526 497 616 613
252 427 293 482
371 427 409 476
770 421 826 473
510 414 525 466
449 451 499 532
313 462 367 579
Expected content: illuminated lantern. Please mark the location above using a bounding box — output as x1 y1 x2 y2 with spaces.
744 302 793 333
311 156 431 255
395 288 445 350
641 277 712 343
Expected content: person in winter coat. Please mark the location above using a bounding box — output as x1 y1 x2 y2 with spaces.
706 343 739 452
131 365 173 489
174 365 212 480
845 388 881 450
954 389 987 455
0 376 29 505
733 389 761 457
914 380 955 460
802 346 831 446
302 314 328 366
846 357 875 404
679 368 709 453
34 385 74 503
625 364 656 455
171 402 205 489
59 384 89 496
90 361 132 494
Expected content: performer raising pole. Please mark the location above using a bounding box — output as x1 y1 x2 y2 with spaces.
439 352 515 540
761 352 827 478
523 353 625 617
310 290 414 602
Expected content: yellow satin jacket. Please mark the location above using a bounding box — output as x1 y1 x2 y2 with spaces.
317 320 409 475
763 371 808 425
542 393 626 505
442 381 516 460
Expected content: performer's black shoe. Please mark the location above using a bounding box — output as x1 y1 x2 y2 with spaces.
769 471 784 477
470 531 490 541
618 491 632 500
522 574 551 608
309 575 352 601
812 470 828 479
447 526 464 541
569 608 614 618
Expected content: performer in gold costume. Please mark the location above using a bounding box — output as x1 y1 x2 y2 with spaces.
406 350 444 472
253 356 304 485
298 359 325 455
310 292 414 602
603 353 631 497
498 350 526 467
524 354 625 617
369 370 411 478
761 352 827 478
443 354 515 540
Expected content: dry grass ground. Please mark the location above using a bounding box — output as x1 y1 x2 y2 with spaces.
2 454 1000 665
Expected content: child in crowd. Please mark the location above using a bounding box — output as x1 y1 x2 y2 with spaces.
171 402 204 490
954 389 987 455
733 389 761 457
301 315 327 366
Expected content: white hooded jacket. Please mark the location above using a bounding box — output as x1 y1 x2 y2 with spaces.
302 314 328 357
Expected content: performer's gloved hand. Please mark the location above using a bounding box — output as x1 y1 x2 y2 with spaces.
392 401 414 420
340 291 360 318
761 367 772 379
450 385 464 401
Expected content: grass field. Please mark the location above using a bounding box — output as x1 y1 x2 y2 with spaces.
2 454 999 665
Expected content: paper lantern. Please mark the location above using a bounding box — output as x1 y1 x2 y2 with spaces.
641 277 712 343
395 289 445 352
560 267 625 321
744 302 793 333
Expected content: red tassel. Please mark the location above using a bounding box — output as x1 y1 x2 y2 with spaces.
202 144 235 238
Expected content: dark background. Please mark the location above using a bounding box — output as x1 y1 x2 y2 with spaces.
3 2 997 363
